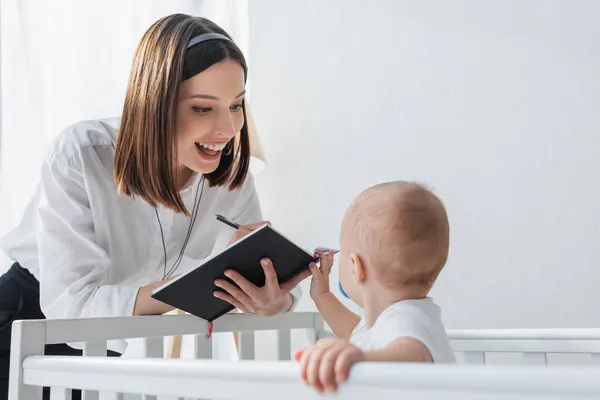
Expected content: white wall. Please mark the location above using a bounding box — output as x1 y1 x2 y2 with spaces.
248 0 600 329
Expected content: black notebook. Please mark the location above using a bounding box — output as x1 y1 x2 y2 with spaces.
151 224 317 322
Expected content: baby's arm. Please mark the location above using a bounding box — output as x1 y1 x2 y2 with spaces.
363 336 432 363
309 250 360 339
312 291 360 340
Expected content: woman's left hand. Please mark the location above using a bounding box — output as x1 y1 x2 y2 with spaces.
213 258 311 315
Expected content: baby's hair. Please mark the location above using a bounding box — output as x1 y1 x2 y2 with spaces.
344 181 449 292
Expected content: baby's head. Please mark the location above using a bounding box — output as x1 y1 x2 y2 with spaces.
338 181 449 306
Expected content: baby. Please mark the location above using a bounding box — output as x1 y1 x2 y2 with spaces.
296 181 455 393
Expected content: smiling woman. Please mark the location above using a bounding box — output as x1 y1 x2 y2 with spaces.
0 14 307 400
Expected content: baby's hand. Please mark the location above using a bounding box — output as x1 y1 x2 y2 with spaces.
297 338 364 393
308 249 335 300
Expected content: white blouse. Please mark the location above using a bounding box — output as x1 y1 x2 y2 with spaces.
0 117 300 324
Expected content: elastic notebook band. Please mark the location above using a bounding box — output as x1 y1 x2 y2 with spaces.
187 32 232 49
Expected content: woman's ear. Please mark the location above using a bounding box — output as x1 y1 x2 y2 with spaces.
350 253 365 284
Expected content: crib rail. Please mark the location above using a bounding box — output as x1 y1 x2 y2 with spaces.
448 329 600 365
21 357 600 399
8 312 324 400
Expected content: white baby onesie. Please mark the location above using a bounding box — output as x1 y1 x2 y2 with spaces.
349 297 456 363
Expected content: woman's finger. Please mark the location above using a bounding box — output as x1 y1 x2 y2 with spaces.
214 278 254 308
213 290 252 314
260 258 279 294
223 270 261 300
240 220 271 230
228 228 251 245
228 221 270 245
280 268 312 292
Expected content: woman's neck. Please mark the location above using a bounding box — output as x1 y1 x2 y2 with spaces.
177 166 194 190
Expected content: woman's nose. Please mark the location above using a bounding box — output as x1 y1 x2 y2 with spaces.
214 109 237 138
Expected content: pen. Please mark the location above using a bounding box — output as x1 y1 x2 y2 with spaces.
215 214 240 230
215 215 338 258
314 247 340 259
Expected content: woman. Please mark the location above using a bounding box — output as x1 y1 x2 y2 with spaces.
0 14 308 399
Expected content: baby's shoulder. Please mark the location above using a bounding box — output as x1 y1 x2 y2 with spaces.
374 298 455 363
379 298 441 325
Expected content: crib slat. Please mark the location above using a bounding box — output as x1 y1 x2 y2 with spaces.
142 337 164 400
190 336 213 400
464 351 486 364
83 341 107 400
238 331 255 360
590 353 600 364
276 329 291 360
192 334 213 359
100 393 124 400
51 387 72 400
522 352 548 365
83 341 107 356
142 337 164 358
191 335 212 400
307 314 326 344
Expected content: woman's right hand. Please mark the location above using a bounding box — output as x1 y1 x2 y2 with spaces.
134 221 271 316
227 221 271 245
309 249 335 300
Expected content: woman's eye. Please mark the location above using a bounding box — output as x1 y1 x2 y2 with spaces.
193 106 212 114
230 104 243 112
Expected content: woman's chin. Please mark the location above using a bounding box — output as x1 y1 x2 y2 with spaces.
186 159 221 175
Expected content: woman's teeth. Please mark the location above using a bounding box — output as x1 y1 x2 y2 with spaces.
196 142 226 151
195 141 225 157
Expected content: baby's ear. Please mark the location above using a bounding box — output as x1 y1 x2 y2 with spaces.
350 253 366 283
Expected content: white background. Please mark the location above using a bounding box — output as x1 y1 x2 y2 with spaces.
247 0 600 329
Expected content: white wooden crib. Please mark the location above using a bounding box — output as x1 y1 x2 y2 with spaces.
449 328 600 365
8 312 600 399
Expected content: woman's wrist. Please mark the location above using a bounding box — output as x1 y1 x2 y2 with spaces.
133 279 176 315
283 292 295 312
263 292 294 316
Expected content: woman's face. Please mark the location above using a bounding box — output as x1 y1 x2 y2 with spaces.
176 58 246 184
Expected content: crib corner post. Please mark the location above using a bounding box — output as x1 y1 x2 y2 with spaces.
9 320 46 400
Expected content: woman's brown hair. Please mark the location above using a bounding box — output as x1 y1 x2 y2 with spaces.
114 14 250 215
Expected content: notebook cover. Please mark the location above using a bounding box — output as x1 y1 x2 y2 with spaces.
151 224 316 322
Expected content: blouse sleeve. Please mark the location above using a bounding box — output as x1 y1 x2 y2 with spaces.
36 154 140 319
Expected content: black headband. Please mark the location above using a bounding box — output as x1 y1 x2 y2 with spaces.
187 32 232 49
